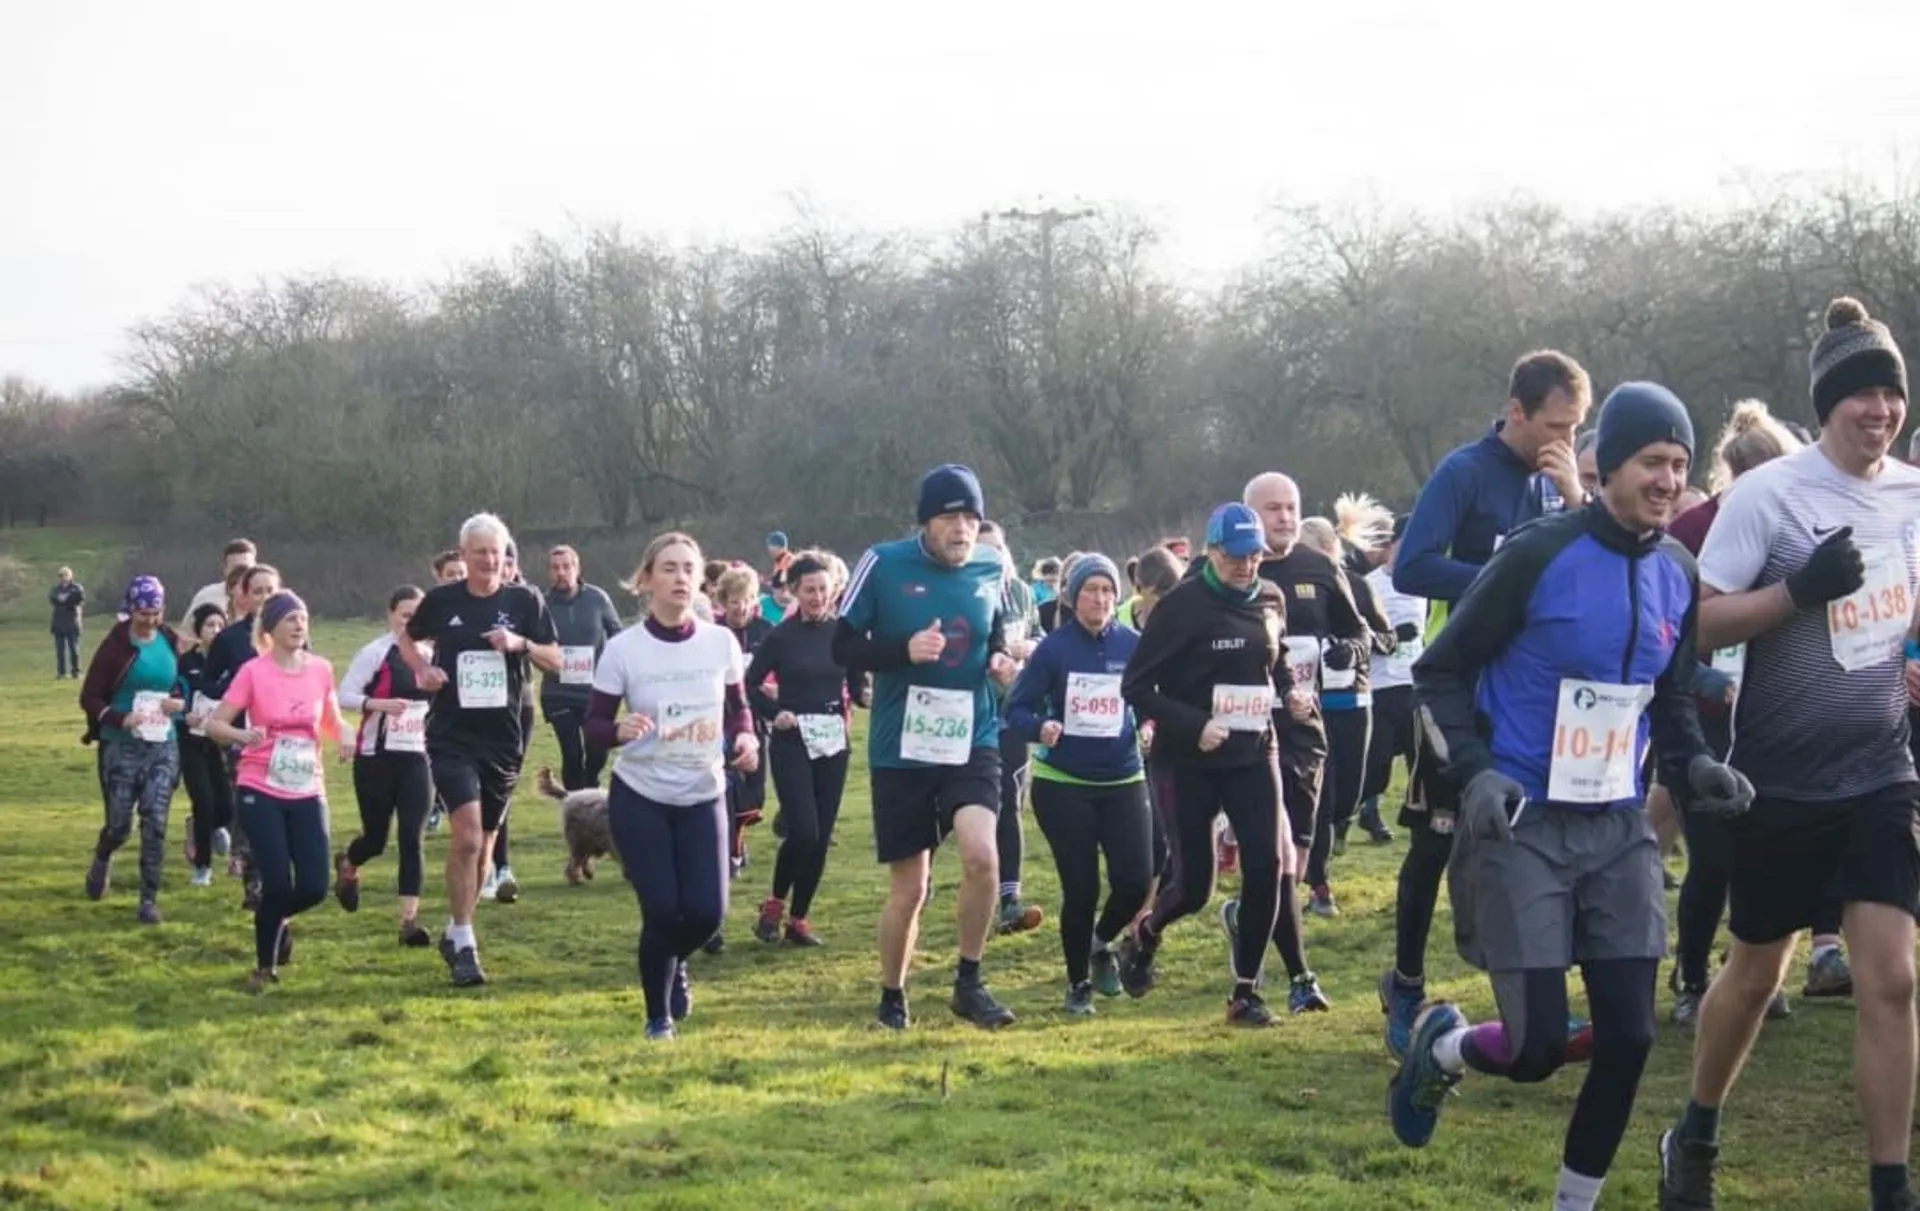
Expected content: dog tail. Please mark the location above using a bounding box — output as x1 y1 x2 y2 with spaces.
535 766 566 801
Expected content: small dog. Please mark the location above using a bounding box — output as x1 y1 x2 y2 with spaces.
535 766 617 885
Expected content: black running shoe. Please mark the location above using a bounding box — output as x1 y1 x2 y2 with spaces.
702 932 726 956
275 921 294 967
1117 934 1158 999
333 852 360 913
450 945 488 987
951 980 1016 1030
875 997 910 1031
1657 1128 1718 1210
1227 988 1276 1027
399 920 432 948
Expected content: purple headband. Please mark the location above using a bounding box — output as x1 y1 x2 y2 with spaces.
260 590 307 633
122 575 165 615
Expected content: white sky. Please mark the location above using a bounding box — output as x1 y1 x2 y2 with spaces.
5 0 1919 393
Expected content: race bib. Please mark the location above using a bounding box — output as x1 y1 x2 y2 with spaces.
1827 546 1913 672
1548 680 1653 804
131 691 171 743
188 692 219 739
456 649 509 709
266 736 319 796
797 712 847 760
1210 683 1275 733
1708 644 1745 692
656 698 723 766
1383 635 1423 681
1319 638 1357 691
385 701 429 754
1063 672 1124 738
900 686 974 765
1283 636 1320 698
559 645 596 686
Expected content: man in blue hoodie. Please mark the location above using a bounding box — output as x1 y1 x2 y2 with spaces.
1381 349 1592 1057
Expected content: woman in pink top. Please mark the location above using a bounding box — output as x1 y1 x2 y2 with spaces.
205 591 349 992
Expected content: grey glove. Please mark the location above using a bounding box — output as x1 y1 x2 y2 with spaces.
1460 768 1527 841
1686 754 1755 817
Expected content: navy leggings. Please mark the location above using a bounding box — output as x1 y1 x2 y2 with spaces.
236 789 330 969
768 735 850 919
608 778 729 1023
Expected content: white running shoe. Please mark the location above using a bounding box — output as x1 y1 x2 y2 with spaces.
479 871 500 902
190 866 214 887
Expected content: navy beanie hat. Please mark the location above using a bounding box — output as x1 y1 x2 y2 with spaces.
916 464 986 525
1595 382 1695 483
1065 554 1121 610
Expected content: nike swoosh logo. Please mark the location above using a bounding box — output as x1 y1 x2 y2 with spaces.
1813 525 1841 538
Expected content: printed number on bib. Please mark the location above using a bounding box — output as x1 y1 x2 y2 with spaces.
1211 683 1274 732
559 645 596 685
1062 672 1124 738
1827 546 1913 672
1283 636 1320 698
188 692 219 739
657 699 723 766
1319 638 1357 692
798 713 847 760
900 687 973 765
385 701 429 754
1709 644 1745 693
1547 680 1652 804
131 691 171 743
267 737 319 796
456 650 509 709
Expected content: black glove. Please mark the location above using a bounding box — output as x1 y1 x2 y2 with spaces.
1460 769 1526 841
1786 526 1865 608
1394 622 1421 643
1685 754 1755 817
1322 642 1356 672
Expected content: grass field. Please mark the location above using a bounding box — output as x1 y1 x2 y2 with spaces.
0 528 1888 1209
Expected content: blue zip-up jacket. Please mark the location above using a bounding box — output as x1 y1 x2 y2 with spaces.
1395 424 1568 632
1412 501 1709 810
1004 617 1142 783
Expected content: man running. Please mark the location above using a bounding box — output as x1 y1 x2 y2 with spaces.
181 539 257 630
1391 382 1746 1211
1660 298 1920 1211
1384 349 1591 1057
541 544 622 791
398 513 559 986
834 464 1020 1030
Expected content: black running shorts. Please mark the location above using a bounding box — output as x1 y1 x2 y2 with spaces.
869 745 1002 864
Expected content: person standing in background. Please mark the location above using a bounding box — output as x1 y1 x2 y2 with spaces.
49 566 85 679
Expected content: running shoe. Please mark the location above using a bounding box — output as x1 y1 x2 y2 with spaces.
754 897 784 943
951 980 1016 1029
1307 886 1339 918
399 919 432 948
1226 988 1276 1027
85 856 111 901
1657 1127 1718 1210
1117 933 1158 999
1387 1002 1465 1148
190 866 214 888
276 922 294 968
211 827 231 858
1804 947 1853 998
1089 948 1123 998
783 919 822 947
246 968 279 996
875 997 910 1031
702 932 726 956
670 960 692 1022
333 852 360 913
1672 986 1704 1031
1358 800 1394 843
494 867 520 905
425 809 443 834
136 899 162 926
1379 968 1425 1062
1289 972 1331 1014
1765 989 1792 1020
1064 981 1096 1018
995 896 1043 935
645 1017 676 1042
478 871 499 902
449 945 488 987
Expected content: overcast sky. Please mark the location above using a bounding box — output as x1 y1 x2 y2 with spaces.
5 0 1919 393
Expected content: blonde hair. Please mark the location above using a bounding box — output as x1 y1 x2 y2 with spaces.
1299 517 1340 559
1333 491 1394 554
620 532 703 597
1709 400 1802 493
715 566 761 606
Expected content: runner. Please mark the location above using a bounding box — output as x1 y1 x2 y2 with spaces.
1384 349 1591 1058
177 603 234 886
978 520 1045 935
396 513 560 986
78 576 185 924
1118 502 1319 1024
1391 382 1743 1211
1357 516 1420 847
206 562 284 910
1005 554 1152 1015
747 552 858 946
203 590 351 992
480 541 543 905
717 565 774 908
334 586 437 947
180 539 257 629
541 544 623 791
49 566 84 679
833 463 1020 1030
1118 546 1182 631
1660 299 1920 1211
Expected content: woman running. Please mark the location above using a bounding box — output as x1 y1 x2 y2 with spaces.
334 586 437 947
79 575 186 924
747 553 857 946
178 602 234 887
586 533 760 1040
204 591 350 992
1006 554 1152 1016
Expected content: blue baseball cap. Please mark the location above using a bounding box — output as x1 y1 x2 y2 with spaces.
1205 503 1267 558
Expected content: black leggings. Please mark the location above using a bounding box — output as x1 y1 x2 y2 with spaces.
347 753 432 898
1395 821 1453 979
767 735 850 919
997 724 1030 888
178 735 234 866
1032 778 1153 985
1362 685 1414 801
1307 705 1370 887
545 702 606 791
1464 960 1659 1180
237 790 330 969
608 779 728 1023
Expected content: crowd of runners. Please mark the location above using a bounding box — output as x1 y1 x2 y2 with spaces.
61 295 1920 1209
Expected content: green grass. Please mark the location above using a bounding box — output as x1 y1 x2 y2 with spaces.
0 527 1883 1209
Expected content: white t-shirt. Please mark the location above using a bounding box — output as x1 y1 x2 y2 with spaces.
1367 566 1428 690
1698 444 1920 801
180 581 229 629
593 620 744 806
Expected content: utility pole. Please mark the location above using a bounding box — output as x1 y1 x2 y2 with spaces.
992 206 1095 349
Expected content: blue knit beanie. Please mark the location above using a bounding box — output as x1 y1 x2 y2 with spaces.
916 464 986 524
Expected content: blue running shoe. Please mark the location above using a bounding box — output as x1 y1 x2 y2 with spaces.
1379 968 1425 1061
670 959 692 1022
1289 972 1331 1014
1387 1002 1465 1148
645 1017 675 1042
